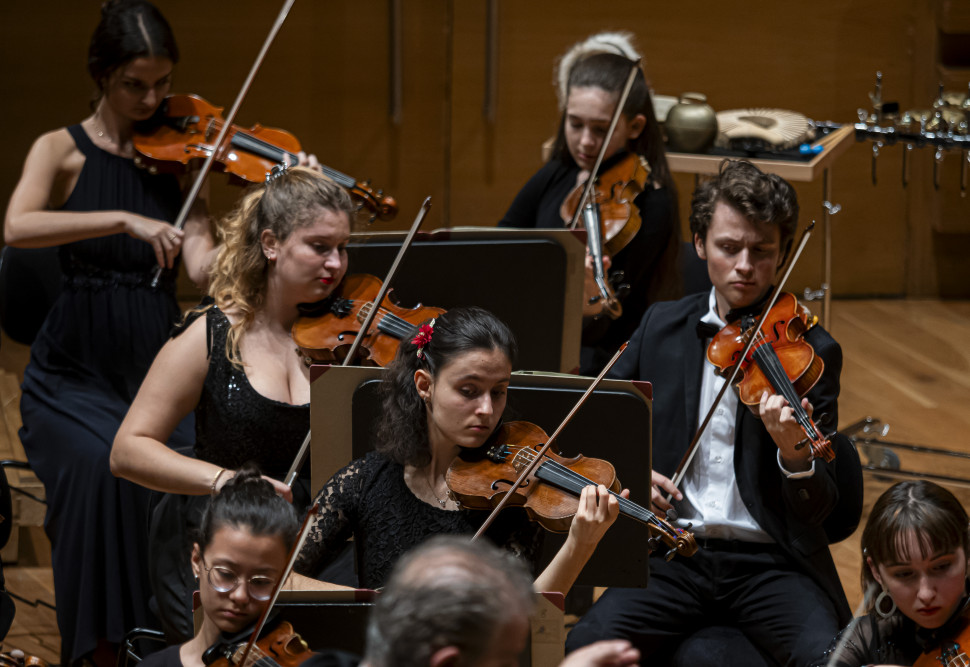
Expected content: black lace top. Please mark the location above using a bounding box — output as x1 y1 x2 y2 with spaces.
294 451 541 589
193 308 309 479
812 603 970 667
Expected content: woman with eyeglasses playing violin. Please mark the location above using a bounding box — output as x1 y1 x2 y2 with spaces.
139 464 298 667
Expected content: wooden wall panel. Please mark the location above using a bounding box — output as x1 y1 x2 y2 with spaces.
2 0 966 299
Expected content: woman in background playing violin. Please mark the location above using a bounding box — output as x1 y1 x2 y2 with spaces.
139 463 314 667
2 2 211 663
812 480 970 667
499 32 681 375
288 306 624 595
112 167 353 642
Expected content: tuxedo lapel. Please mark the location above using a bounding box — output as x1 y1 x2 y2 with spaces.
681 296 711 443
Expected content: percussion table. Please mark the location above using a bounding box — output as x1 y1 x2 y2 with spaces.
667 124 856 325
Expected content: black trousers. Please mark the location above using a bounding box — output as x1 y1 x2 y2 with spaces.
565 542 840 667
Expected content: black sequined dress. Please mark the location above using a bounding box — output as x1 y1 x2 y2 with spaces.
294 451 540 589
18 124 193 665
149 307 311 642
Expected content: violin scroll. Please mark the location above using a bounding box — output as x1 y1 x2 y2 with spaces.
0 650 50 667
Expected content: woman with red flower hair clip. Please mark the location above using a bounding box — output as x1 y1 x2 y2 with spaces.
287 306 625 595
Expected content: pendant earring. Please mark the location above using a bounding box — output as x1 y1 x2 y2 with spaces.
875 587 897 618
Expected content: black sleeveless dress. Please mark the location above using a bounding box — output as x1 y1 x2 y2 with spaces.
148 307 311 644
18 125 194 665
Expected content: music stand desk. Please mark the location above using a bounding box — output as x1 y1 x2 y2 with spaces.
668 124 855 324
346 227 585 373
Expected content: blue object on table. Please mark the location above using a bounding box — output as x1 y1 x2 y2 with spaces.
799 143 824 156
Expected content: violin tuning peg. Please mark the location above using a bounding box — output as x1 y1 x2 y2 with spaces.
815 412 832 427
664 548 677 562
794 437 810 451
665 508 679 522
646 537 662 552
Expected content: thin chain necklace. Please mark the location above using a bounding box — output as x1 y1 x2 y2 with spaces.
90 112 129 154
425 475 451 509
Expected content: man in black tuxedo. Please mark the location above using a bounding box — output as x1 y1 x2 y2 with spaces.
565 160 863 666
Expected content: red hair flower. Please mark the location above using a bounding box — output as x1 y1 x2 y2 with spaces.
412 319 436 359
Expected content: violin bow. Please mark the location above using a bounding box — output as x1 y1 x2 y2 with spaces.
236 504 320 667
472 342 629 540
566 57 641 230
666 222 816 497
150 0 297 288
282 197 433 490
566 57 639 318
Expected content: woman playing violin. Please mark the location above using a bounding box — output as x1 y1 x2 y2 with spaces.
2 2 212 664
111 167 353 641
812 481 970 667
288 306 625 595
139 464 299 667
499 32 681 375
566 159 863 665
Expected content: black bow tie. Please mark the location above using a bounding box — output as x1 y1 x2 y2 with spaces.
696 321 720 339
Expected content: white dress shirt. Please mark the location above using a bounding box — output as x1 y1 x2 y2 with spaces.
675 289 813 542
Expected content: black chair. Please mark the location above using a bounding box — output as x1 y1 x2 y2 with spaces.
118 628 168 667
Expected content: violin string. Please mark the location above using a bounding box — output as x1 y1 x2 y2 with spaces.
749 330 820 441
503 445 671 535
205 118 358 188
352 303 414 340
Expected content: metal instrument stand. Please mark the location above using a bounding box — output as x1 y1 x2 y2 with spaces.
842 416 970 489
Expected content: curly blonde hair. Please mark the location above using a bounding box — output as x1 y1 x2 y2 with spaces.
205 167 355 366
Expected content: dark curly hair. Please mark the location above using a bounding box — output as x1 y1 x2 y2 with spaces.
376 307 517 467
861 481 970 614
689 159 799 264
195 463 300 553
88 0 178 95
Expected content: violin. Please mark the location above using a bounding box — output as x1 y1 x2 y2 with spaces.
706 292 835 463
447 421 698 561
203 618 313 667
914 612 970 667
560 152 650 257
0 650 50 667
292 273 445 367
133 94 398 222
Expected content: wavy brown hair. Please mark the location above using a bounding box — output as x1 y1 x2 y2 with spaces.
205 167 354 366
689 159 799 265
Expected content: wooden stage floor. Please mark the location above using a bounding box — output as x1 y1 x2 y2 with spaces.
3 298 969 662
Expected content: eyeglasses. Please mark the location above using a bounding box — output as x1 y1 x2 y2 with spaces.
200 556 278 601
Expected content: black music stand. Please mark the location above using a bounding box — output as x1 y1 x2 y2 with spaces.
310 365 654 589
346 228 585 373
